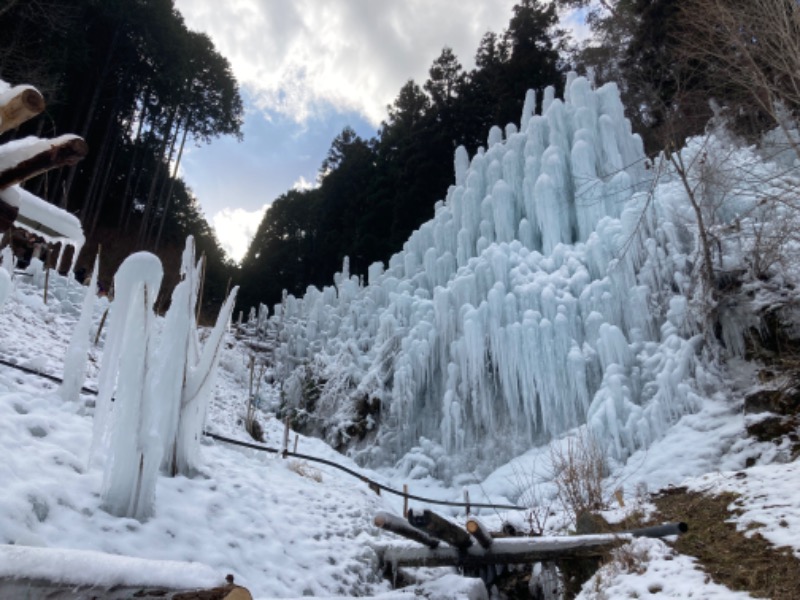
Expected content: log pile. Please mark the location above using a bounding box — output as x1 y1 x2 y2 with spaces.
374 508 687 576
0 80 87 239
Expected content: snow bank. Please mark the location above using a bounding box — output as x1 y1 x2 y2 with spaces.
0 544 221 590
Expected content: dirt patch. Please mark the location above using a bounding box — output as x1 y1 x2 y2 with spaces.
653 486 800 599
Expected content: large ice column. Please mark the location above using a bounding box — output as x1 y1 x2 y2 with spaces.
96 252 163 520
59 256 99 403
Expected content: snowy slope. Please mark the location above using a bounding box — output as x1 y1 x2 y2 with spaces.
1 252 799 599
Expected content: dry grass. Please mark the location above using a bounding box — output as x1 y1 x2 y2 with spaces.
653 486 800 600
550 431 608 527
287 459 322 483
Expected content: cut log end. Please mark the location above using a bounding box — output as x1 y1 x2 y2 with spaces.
0 86 46 133
19 88 45 114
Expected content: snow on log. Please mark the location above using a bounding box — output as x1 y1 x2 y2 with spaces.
0 85 45 134
374 511 440 549
0 134 88 190
0 544 222 592
0 184 84 245
407 509 473 550
376 532 632 569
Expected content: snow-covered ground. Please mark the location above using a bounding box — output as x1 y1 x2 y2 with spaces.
0 266 798 599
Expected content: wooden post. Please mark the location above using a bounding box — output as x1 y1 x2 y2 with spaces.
293 433 299 453
403 484 409 519
408 509 473 550
282 415 290 458
195 252 206 323
43 266 50 305
374 512 439 549
463 489 471 516
94 307 109 346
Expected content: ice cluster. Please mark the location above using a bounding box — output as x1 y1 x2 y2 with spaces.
92 239 238 519
260 75 787 476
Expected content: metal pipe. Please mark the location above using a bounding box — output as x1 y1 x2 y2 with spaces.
623 522 688 538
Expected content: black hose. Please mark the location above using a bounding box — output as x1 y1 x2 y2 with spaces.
0 357 525 512
204 431 526 511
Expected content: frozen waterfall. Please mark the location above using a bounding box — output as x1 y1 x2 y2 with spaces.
265 75 722 476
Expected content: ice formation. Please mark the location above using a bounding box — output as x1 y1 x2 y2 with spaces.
152 237 239 476
59 255 99 403
262 75 790 477
95 252 164 519
93 240 239 518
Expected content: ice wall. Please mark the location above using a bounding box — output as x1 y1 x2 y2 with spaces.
268 76 712 475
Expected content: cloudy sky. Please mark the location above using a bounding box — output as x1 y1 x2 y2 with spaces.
173 0 580 262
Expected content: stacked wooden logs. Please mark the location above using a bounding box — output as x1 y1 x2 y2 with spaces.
0 81 88 234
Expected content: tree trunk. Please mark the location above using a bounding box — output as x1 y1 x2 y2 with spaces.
137 106 177 247
118 91 150 230
154 113 190 251
89 135 120 238
80 99 118 222
61 26 119 208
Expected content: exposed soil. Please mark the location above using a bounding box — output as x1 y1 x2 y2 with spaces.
653 486 800 600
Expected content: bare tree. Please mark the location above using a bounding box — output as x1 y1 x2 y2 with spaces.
678 0 800 159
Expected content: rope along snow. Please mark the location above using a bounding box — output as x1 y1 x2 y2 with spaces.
0 358 525 512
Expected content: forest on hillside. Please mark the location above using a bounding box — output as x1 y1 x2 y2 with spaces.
238 0 799 314
2 0 797 319
0 0 242 317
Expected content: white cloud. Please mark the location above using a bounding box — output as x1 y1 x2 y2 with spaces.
212 205 268 263
292 175 318 191
175 0 520 126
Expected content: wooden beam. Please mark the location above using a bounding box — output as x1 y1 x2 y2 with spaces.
0 86 45 134
0 136 88 190
408 509 472 550
376 532 631 569
374 511 439 549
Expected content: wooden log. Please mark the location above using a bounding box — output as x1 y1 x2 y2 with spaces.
465 517 494 549
0 86 45 134
374 511 440 549
377 532 631 569
0 135 89 190
408 509 472 550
